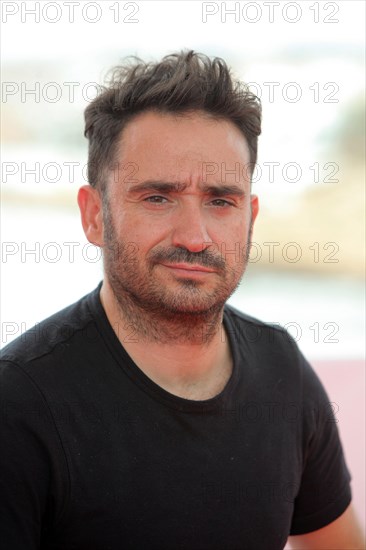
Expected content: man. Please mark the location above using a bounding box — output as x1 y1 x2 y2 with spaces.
0 50 364 549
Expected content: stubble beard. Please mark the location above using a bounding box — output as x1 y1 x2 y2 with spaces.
102 198 253 344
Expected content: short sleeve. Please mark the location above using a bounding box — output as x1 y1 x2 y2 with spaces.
0 360 69 549
289 355 352 535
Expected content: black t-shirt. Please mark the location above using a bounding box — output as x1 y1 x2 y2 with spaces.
0 283 352 550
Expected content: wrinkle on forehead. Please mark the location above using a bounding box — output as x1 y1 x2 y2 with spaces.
125 179 247 198
117 109 249 156
110 110 251 192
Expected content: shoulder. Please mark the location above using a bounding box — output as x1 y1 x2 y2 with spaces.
224 302 300 358
0 285 100 368
224 303 329 405
224 303 280 327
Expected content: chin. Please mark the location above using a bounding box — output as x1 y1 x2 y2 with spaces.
159 295 227 317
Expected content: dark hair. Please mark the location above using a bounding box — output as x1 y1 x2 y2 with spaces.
84 49 261 192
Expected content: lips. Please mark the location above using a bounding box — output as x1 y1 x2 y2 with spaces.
160 262 217 273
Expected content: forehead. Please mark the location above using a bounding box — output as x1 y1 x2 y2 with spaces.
113 110 251 187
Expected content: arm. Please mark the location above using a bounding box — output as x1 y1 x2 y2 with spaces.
286 351 363 547
0 360 68 549
288 503 365 549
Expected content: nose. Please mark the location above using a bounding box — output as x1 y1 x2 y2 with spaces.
171 201 213 253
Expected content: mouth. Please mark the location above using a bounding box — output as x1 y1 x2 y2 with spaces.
159 262 217 276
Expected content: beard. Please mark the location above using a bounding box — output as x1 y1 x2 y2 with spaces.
102 196 253 342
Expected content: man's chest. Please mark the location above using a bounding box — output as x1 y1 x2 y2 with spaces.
46 400 301 549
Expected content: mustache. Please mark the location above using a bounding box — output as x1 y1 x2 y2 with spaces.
149 246 226 271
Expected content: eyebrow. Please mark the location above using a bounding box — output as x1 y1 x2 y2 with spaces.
127 180 246 198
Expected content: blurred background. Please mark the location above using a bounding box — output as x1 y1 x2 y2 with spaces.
1 0 365 533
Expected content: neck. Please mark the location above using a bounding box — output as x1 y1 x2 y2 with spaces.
99 279 233 398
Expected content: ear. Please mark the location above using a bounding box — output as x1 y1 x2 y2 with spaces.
77 185 104 247
250 194 259 224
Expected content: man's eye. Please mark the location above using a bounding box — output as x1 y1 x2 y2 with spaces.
144 196 168 204
210 199 233 207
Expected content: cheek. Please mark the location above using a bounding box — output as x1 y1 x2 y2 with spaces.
118 218 168 252
211 218 249 243
211 221 250 265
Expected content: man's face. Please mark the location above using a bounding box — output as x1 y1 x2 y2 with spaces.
101 110 258 317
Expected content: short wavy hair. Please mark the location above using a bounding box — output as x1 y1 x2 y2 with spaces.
84 49 262 193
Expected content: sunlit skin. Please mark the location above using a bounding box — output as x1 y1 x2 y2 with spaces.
78 109 258 399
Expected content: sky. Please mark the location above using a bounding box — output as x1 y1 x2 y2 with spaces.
1 1 365 62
